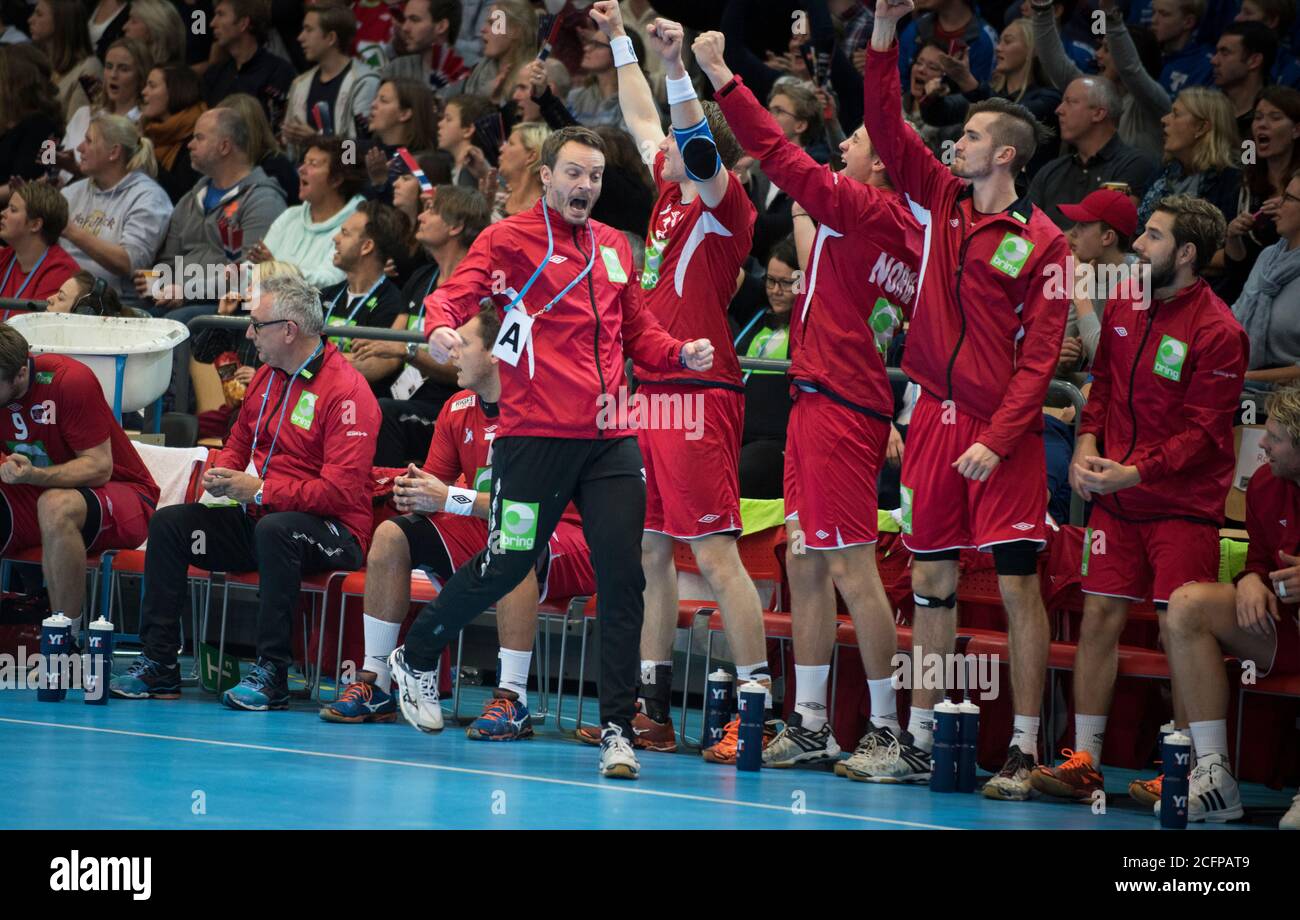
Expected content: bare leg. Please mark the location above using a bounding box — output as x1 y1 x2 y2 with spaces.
38 489 89 622
909 558 959 710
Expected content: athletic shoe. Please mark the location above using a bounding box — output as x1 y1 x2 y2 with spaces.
982 746 1038 801
762 712 841 767
222 658 290 711
1154 753 1243 823
1029 748 1103 801
109 655 181 700
598 723 640 779
845 725 934 783
1128 774 1162 806
576 706 676 752
1281 793 1300 830
701 717 779 764
467 690 534 741
319 680 397 723
835 731 873 777
389 646 444 732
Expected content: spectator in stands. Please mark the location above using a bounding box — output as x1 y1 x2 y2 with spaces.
566 22 640 130
897 0 999 85
284 2 382 160
87 0 129 60
487 120 548 221
1162 383 1300 829
1138 87 1242 227
734 236 796 500
122 0 187 69
137 107 286 309
218 92 300 204
61 37 151 178
589 124 655 235
365 184 488 467
380 0 468 92
45 268 130 315
448 0 536 104
436 93 498 187
388 149 451 282
510 57 572 124
112 273 379 709
1214 21 1279 143
321 200 410 398
901 40 955 156
1033 0 1170 160
1054 188 1138 382
1225 87 1300 295
1236 0 1300 88
0 0 28 45
1234 169 1300 390
27 0 103 121
250 134 366 288
200 0 298 130
1150 0 1214 93
0 182 79 300
919 17 1061 176
141 65 208 203
0 323 159 650
1029 76 1159 229
0 47 63 203
61 114 173 302
362 78 439 198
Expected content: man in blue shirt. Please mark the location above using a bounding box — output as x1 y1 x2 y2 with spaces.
1151 0 1215 93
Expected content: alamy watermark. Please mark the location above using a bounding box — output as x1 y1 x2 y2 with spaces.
890 646 1000 701
595 386 704 441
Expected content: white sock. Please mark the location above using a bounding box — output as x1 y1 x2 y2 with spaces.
908 707 935 752
1188 720 1227 762
497 647 532 705
362 614 401 690
737 661 772 710
1075 713 1107 765
793 664 829 730
1011 715 1039 758
66 613 82 637
868 677 900 732
1176 724 1196 764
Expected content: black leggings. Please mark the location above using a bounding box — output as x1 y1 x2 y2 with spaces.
403 435 647 735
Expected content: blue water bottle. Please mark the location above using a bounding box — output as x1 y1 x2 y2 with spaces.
1159 731 1192 828
84 617 114 705
38 613 72 702
704 669 735 752
930 700 960 792
736 681 766 772
956 701 980 792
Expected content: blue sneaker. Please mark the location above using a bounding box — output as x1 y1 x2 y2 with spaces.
466 689 534 741
221 658 290 711
110 656 181 699
320 680 397 723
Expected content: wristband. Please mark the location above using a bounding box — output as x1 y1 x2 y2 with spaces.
611 35 637 68
666 73 697 106
444 485 477 515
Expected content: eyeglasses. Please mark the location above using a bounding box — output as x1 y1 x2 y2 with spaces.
764 275 798 292
768 105 797 120
250 318 291 334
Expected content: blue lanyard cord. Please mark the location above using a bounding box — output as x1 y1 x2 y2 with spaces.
1 248 49 299
327 276 387 326
733 308 767 348
503 197 598 316
247 341 324 479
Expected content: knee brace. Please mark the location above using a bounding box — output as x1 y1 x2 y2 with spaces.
672 116 722 183
913 592 957 610
992 540 1039 576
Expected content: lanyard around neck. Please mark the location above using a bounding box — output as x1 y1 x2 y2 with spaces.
503 197 598 317
328 275 386 325
248 340 325 479
0 248 48 299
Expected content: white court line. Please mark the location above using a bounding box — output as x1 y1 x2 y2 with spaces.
0 717 957 829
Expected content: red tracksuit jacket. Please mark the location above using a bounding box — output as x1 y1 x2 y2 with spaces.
215 342 382 550
864 42 1071 457
715 74 922 421
1240 464 1300 588
423 199 687 439
1079 277 1248 524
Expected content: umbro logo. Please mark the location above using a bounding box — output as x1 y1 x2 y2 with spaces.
1281 519 1289 526
548 255 567 264
698 514 719 524
464 429 473 443
816 529 830 539
1115 327 1128 337
949 218 959 227
1012 522 1033 531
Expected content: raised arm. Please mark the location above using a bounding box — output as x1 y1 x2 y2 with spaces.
1029 0 1084 91
1101 3 1171 118
590 1 666 154
653 18 730 209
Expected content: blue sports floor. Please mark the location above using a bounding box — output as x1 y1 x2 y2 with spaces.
0 676 1292 830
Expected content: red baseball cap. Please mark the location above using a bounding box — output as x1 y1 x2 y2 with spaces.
1058 188 1138 239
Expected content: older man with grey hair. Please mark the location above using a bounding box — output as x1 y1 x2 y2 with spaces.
113 273 381 710
1027 75 1159 230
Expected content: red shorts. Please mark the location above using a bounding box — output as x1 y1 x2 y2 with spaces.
421 513 592 600
900 392 1047 553
0 481 153 555
783 390 889 550
640 383 743 539
1081 504 1219 604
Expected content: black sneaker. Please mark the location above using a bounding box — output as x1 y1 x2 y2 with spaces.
110 655 182 699
983 745 1038 801
221 657 290 711
844 724 934 783
762 712 842 767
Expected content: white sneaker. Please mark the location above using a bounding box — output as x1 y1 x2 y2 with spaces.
389 646 444 733
763 713 841 768
1281 792 1300 830
1154 753 1243 823
598 723 640 780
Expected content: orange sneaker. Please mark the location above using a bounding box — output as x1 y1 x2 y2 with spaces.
576 708 677 752
1029 749 1104 801
1129 774 1163 805
701 717 779 764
